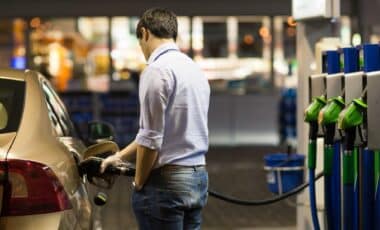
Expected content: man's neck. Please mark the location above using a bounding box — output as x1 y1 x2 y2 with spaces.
148 39 175 57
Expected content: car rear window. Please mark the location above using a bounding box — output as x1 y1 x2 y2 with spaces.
0 78 25 133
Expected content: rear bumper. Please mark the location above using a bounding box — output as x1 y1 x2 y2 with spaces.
0 210 77 230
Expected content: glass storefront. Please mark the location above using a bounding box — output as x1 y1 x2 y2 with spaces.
30 18 79 91
192 16 271 94
0 16 352 94
0 19 26 69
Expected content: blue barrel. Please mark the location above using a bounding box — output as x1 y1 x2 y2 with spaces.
264 153 305 194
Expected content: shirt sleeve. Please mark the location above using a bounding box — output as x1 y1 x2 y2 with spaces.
135 67 173 150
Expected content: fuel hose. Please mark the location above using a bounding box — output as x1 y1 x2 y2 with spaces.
207 171 323 206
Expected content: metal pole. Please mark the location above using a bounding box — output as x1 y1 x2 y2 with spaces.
189 16 194 59
24 17 32 69
108 16 114 80
270 16 275 89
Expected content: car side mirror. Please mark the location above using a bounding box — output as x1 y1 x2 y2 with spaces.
88 121 115 145
0 102 8 130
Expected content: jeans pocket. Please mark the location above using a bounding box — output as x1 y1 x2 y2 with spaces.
132 189 150 214
148 189 190 222
196 171 209 207
161 173 193 192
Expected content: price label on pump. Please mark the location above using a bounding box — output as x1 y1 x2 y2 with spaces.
292 0 340 20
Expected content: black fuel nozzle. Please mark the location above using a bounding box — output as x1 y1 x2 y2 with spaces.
309 121 319 141
79 157 135 189
323 123 336 145
344 127 356 151
79 157 136 177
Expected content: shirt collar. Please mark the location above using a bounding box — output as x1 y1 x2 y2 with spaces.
147 42 179 65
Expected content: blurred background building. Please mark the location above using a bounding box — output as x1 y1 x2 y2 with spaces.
0 1 315 146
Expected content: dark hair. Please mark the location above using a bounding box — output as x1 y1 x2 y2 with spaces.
136 8 178 40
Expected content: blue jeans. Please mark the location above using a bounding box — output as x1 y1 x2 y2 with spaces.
132 165 208 230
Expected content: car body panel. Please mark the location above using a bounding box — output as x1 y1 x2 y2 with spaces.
0 69 26 218
0 210 70 230
0 69 92 229
0 132 16 216
0 69 25 82
0 133 16 159
59 137 87 163
6 70 80 195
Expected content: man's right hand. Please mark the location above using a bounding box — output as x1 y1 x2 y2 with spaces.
100 153 123 173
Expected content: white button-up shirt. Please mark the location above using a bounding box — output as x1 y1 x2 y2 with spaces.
135 42 210 168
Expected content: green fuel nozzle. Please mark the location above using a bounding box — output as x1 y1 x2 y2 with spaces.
338 98 367 130
304 95 327 123
305 95 327 141
318 96 345 145
318 96 345 125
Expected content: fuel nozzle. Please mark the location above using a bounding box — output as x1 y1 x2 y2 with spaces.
318 96 345 144
305 95 327 140
305 95 327 123
319 96 345 125
338 98 368 149
338 98 367 130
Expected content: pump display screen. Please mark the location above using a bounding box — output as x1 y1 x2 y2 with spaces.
0 78 25 133
292 0 331 20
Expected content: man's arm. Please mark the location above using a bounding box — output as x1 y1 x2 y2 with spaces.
133 67 173 189
116 141 138 162
100 67 171 174
134 144 158 190
100 141 138 173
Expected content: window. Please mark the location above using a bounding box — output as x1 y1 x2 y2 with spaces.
0 103 8 130
0 78 25 133
0 19 26 69
202 22 228 58
42 81 76 137
46 100 64 136
30 18 78 91
111 17 144 81
78 17 110 77
177 17 191 53
237 22 264 58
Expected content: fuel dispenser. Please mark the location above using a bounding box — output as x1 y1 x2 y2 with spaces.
339 96 365 230
303 44 380 230
339 46 362 230
318 50 344 230
338 44 380 229
304 70 327 230
358 44 378 230
343 47 362 230
366 61 380 229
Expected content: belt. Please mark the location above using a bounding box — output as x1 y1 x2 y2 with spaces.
151 164 206 175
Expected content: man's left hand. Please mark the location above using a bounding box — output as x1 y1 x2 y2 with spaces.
133 181 143 191
100 153 123 173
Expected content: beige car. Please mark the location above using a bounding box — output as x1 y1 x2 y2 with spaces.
0 69 111 229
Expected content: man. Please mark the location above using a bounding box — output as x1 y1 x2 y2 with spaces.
100 8 210 229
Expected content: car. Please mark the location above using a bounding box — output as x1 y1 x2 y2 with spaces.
0 69 113 229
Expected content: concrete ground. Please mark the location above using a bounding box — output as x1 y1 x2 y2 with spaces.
90 146 297 229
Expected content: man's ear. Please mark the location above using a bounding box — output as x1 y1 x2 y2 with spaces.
142 27 150 42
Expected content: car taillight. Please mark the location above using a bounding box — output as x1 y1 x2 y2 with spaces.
1 159 72 216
